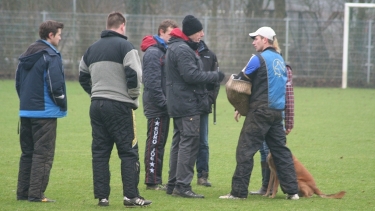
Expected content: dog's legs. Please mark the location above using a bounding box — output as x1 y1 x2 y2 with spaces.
270 174 278 198
299 183 313 197
264 170 274 197
265 153 278 198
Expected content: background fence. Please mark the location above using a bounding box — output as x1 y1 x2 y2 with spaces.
1 10 374 87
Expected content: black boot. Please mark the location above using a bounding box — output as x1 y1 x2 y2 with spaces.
249 161 270 195
197 171 212 187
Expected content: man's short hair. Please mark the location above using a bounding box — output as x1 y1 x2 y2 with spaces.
39 20 64 40
107 12 126 29
158 19 178 36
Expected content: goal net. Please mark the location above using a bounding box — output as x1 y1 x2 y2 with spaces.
342 3 375 88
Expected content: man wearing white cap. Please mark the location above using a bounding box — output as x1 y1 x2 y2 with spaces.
219 26 299 200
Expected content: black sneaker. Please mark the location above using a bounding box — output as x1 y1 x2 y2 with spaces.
17 196 28 201
98 198 109 206
172 188 204 198
166 184 175 195
124 196 152 207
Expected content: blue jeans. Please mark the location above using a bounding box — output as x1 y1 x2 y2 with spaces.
259 141 269 162
196 113 209 178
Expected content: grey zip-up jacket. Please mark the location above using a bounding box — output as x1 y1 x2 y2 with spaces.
79 30 142 109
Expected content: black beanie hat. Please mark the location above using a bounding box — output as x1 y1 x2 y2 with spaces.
182 15 203 36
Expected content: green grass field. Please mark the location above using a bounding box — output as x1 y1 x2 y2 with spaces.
1 80 374 211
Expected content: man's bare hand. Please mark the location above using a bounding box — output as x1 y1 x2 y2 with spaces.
234 110 241 122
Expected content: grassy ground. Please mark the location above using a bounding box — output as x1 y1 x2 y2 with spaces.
1 80 374 211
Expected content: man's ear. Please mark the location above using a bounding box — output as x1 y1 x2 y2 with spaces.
48 32 54 39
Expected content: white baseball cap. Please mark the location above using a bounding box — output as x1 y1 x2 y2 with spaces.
249 26 276 41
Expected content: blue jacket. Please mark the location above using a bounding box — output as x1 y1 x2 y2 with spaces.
15 40 67 118
244 47 287 110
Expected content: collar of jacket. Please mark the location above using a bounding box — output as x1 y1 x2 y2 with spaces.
263 46 278 54
198 40 208 53
100 30 128 40
40 39 59 54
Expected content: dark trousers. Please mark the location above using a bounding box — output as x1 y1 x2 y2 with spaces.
90 99 140 199
167 115 200 191
17 117 57 200
144 116 170 185
230 108 298 198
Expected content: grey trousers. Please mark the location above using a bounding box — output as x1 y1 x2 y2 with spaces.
167 115 200 191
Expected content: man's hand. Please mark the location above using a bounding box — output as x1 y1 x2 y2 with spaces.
285 129 292 135
218 71 225 82
234 110 241 122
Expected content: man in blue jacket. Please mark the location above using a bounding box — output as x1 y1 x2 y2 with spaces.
140 19 178 191
15 20 67 202
219 26 299 200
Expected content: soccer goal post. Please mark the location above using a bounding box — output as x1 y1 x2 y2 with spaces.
342 3 375 88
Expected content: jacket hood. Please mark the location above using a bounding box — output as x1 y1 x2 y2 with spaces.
141 35 168 52
169 28 189 42
140 35 157 52
18 40 49 71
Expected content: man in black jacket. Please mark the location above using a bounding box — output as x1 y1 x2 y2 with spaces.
165 15 225 198
196 40 220 187
140 19 178 191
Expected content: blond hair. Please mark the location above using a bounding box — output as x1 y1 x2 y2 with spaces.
272 37 281 54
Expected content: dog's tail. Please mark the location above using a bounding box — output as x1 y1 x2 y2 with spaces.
319 191 346 199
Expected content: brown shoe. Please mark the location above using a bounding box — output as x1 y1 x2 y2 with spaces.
197 177 212 187
146 184 167 191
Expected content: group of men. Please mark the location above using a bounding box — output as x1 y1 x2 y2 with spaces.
15 11 297 208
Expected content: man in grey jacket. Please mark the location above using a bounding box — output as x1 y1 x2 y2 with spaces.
79 12 151 208
165 15 225 198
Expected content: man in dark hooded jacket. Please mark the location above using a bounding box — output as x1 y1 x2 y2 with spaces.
140 19 178 191
165 15 225 198
15 20 67 202
195 40 220 187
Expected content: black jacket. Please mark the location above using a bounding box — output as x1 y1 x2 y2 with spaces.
165 28 221 118
198 40 220 113
140 35 168 118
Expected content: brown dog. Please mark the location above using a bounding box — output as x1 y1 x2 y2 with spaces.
264 153 346 199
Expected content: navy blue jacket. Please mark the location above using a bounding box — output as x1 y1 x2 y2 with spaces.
15 40 67 118
141 35 168 118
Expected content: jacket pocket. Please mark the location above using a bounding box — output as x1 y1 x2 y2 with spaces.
181 115 200 137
